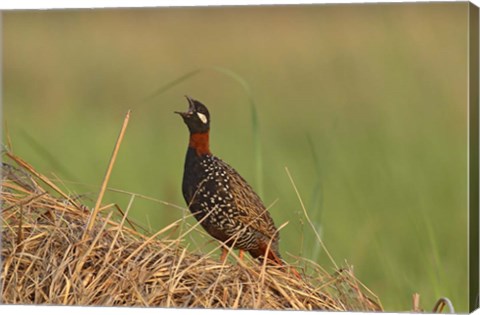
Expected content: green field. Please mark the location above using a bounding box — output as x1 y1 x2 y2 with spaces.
3 3 469 311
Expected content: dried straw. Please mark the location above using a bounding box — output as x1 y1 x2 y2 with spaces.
1 153 382 310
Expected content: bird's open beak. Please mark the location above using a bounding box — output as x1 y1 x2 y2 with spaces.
174 110 188 117
174 95 196 117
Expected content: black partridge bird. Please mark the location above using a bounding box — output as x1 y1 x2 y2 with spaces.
175 96 282 264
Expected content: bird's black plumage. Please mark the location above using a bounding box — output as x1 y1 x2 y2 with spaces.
176 96 281 262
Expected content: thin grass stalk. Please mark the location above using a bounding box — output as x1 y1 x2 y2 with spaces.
285 167 338 269
84 109 131 236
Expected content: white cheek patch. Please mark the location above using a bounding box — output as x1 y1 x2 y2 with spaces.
197 112 208 124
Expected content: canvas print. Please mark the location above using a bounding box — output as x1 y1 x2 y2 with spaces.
1 2 478 313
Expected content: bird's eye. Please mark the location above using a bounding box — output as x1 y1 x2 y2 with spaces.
197 112 208 124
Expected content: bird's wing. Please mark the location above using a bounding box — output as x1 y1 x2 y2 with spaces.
218 159 279 242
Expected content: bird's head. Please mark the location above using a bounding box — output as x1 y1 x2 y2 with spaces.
175 96 211 134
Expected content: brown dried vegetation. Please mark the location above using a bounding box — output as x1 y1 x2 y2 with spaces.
1 152 382 310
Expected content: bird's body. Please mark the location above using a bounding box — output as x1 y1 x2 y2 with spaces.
176 96 282 263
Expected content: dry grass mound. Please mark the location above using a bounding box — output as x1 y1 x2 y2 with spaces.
1 152 382 310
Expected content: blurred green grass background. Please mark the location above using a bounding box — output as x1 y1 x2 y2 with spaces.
3 3 469 311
